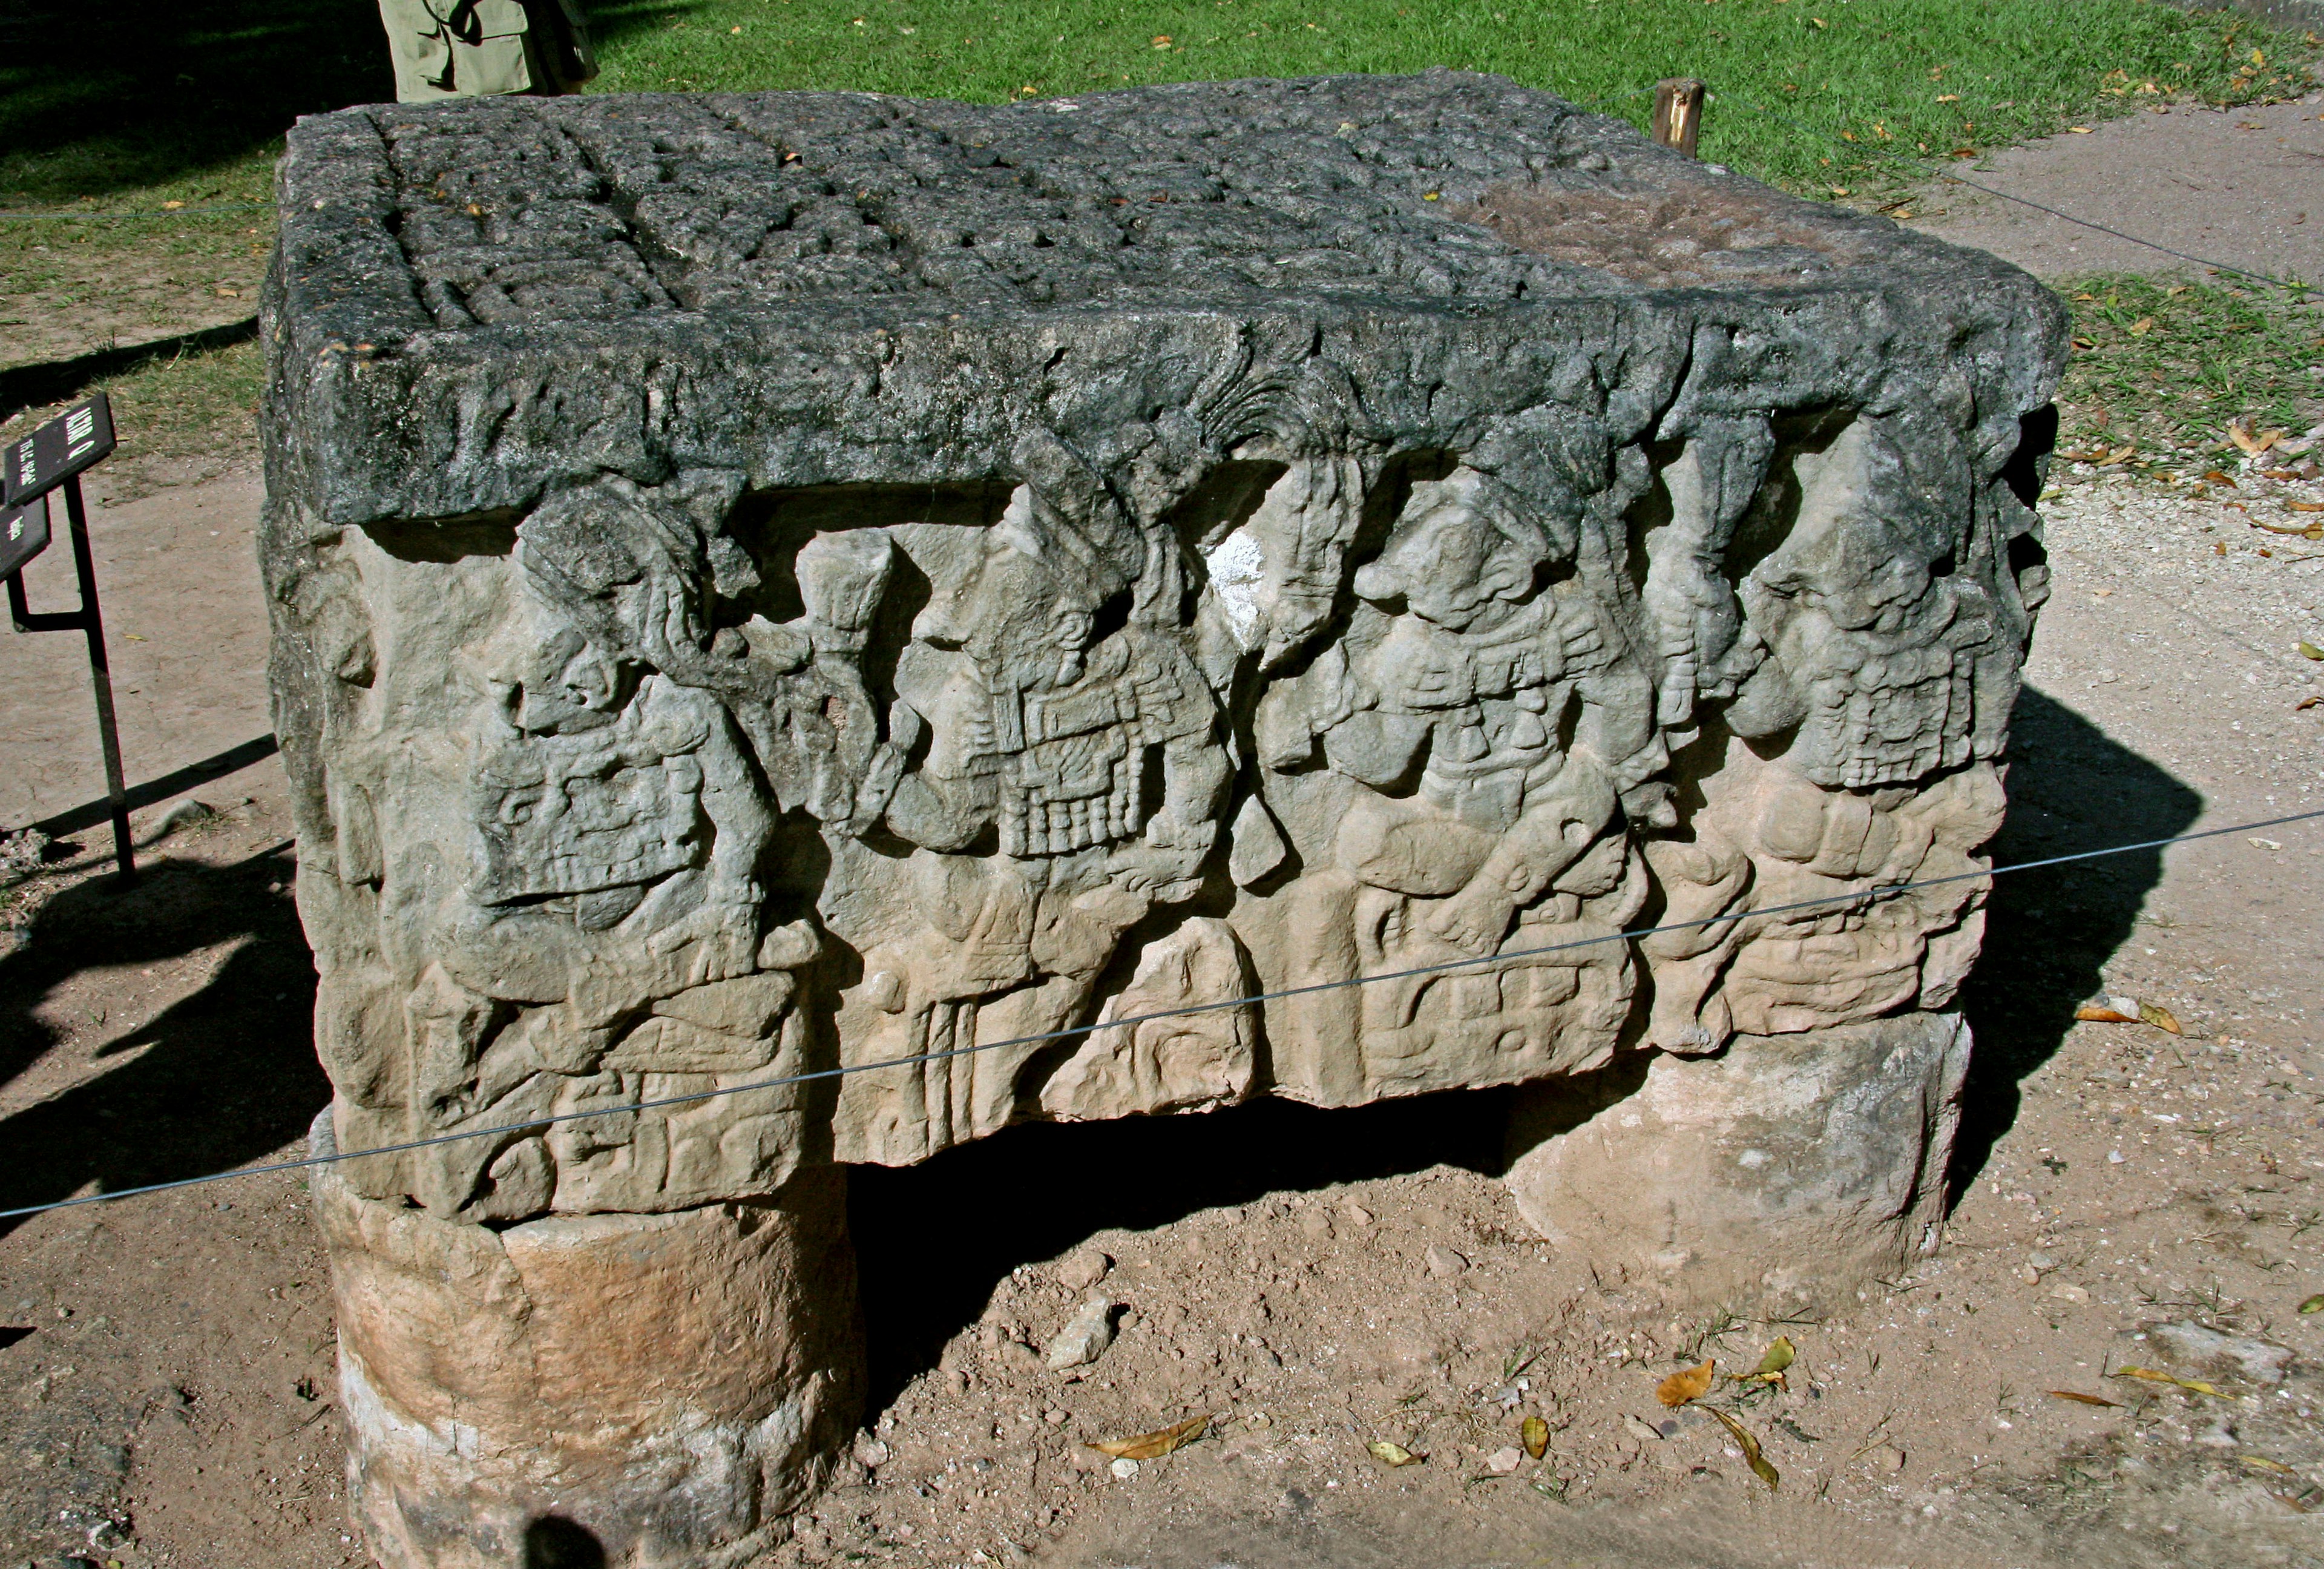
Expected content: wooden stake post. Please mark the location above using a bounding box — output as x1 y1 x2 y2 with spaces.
4 393 134 883
1653 77 1707 159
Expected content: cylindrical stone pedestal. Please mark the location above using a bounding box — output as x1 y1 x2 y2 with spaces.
1502 1013 1971 1310
310 1111 864 1569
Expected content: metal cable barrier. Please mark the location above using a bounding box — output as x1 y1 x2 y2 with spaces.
4 806 2318 1223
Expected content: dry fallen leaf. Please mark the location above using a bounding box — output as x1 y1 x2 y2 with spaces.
1367 1439 1424 1467
2298 696 2321 711
1658 1360 1716 1409
2230 422 2285 456
2242 1455 2297 1475
2126 318 2153 337
2046 1389 2121 1408
2104 442 2137 464
2251 519 2324 539
2075 995 2178 1032
1735 1337 1796 1389
1521 1415 1549 1461
2202 469 2239 487
2115 1366 2222 1398
1706 1407 1779 1491
2288 501 2324 513
1089 1413 1209 1460
2300 641 2324 660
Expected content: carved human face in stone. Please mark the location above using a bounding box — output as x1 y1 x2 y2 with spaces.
1354 472 1548 633
913 511 1100 691
484 581 635 737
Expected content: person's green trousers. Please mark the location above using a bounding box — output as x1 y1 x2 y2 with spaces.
377 0 597 101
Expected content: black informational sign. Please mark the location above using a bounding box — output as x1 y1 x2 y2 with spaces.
3 393 116 506
4 391 131 882
0 498 47 580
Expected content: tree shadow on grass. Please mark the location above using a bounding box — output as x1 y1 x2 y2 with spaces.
848 1085 1511 1412
0 0 698 203
0 842 325 1242
1949 680 2204 1200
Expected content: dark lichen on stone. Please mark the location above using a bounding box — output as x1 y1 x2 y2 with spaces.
264 71 2063 534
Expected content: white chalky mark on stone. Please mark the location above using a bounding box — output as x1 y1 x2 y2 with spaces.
1205 527 1268 650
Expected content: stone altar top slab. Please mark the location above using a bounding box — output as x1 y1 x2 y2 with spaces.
266 72 2058 525
264 70 2064 1219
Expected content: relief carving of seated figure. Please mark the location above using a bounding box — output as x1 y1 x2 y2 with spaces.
367 496 830 1220
824 485 1233 1163
1261 470 1655 1096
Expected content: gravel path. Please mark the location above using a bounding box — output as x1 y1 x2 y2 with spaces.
1911 89 2324 282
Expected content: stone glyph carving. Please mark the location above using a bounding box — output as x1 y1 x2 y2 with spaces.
262 71 2064 1568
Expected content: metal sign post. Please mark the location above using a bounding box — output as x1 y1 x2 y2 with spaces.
4 393 133 883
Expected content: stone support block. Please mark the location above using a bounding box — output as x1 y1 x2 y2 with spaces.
262 71 2064 1565
312 1112 860 1569
1503 1013 1972 1310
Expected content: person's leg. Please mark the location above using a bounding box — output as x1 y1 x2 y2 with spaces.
376 0 456 102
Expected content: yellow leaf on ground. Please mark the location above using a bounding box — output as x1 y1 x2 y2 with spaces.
1089 1413 1209 1460
1367 1439 1424 1467
2243 1455 2296 1475
1733 1337 1796 1389
2127 318 2153 337
2115 1366 2222 1397
2299 642 2324 660
2136 1002 2183 1035
2299 1293 2324 1314
1658 1360 1716 1408
1707 1407 1779 1491
1521 1415 1549 1460
2046 1389 2120 1407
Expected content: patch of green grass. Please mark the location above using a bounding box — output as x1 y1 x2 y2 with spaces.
2053 274 2323 458
1 1 2315 461
99 337 266 455
590 0 2315 196
0 338 264 474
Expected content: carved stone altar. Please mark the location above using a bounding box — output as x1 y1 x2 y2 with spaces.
261 71 2064 1568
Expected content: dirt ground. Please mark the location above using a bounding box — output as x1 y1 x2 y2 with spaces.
4 99 2324 1569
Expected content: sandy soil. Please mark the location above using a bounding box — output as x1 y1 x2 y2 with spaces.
4 94 2324 1569
0 455 2317 1569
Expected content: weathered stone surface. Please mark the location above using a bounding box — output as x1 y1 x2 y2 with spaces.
263 70 2063 1566
310 1113 861 1569
1502 1013 1972 1309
